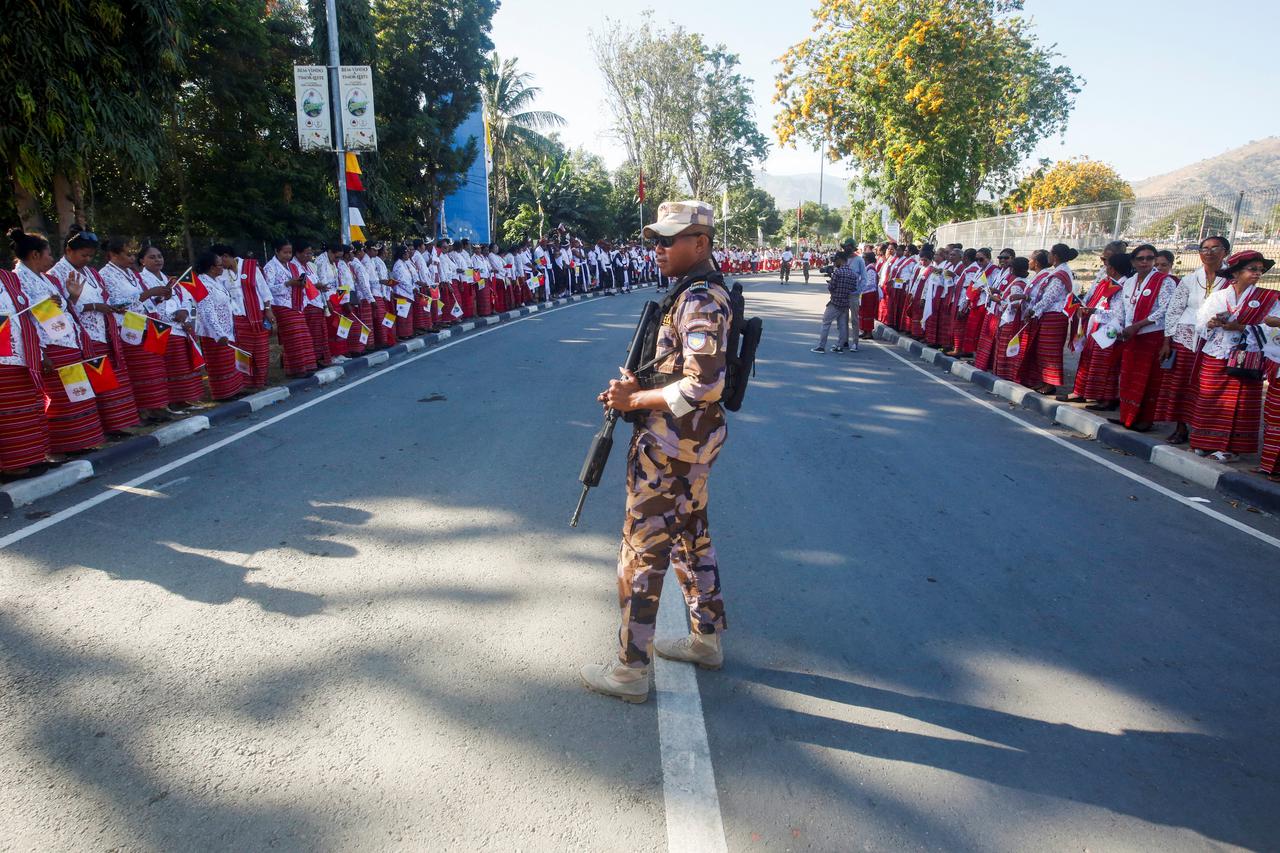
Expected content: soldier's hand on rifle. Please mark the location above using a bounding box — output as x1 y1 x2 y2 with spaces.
601 368 642 412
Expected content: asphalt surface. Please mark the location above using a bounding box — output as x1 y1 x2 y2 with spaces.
2 276 1278 852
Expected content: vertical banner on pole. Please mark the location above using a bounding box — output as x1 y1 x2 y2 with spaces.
338 65 378 152
294 66 333 151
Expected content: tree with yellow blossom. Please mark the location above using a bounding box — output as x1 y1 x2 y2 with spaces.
774 0 1080 237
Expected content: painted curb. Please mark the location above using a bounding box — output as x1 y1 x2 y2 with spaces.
1 460 93 510
0 286 652 513
152 416 211 446
1218 472 1280 514
873 320 1272 514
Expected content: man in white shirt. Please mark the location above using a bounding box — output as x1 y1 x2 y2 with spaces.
780 247 794 284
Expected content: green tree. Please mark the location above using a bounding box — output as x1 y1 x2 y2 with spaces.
722 184 782 246
372 0 496 235
482 53 565 221
2 0 183 237
1148 203 1231 243
594 15 768 200
775 0 1081 235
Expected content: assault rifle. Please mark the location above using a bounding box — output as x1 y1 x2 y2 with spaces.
569 300 660 527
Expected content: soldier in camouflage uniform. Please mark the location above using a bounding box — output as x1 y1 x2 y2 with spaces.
581 200 733 703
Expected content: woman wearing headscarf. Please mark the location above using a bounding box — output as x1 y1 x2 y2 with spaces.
12 229 106 453
1190 250 1279 462
192 250 244 400
0 229 53 474
1154 236 1228 444
100 239 172 417
263 239 318 378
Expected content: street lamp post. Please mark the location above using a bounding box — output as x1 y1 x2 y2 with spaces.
325 0 350 243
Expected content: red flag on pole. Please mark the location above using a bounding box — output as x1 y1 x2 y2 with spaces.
637 170 645 204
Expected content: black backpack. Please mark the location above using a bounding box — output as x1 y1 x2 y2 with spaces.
721 281 762 412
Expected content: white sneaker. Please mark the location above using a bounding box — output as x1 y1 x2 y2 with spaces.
580 660 650 703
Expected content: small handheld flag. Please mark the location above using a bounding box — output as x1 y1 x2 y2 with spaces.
143 319 171 356
189 337 205 370
336 315 353 339
233 347 253 375
57 362 95 401
121 311 147 345
180 271 209 303
1004 326 1028 359
304 276 319 301
358 323 370 346
382 312 396 329
85 356 120 393
1062 291 1082 318
451 302 464 319
395 298 410 318
29 299 72 338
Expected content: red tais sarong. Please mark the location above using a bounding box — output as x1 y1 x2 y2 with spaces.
83 339 140 432
0 363 50 470
164 335 205 404
1117 332 1165 426
42 344 105 452
1152 341 1197 423
122 338 168 408
1190 356 1264 454
304 305 331 366
1260 363 1280 474
1072 337 1121 401
200 336 244 400
232 315 270 389
273 306 314 377
1028 311 1067 386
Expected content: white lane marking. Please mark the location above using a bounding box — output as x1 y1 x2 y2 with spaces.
655 591 728 853
873 343 1280 551
0 298 600 551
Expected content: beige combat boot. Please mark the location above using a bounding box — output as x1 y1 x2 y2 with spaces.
654 633 723 670
580 660 650 703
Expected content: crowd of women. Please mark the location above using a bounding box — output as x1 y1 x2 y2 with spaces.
864 236 1280 476
0 226 673 479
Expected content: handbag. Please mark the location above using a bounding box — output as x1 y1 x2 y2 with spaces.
1225 326 1267 382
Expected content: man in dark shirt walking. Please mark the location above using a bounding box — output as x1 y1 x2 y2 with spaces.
812 250 857 353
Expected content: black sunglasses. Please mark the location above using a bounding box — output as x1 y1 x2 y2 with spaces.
998 254 1013 260
1134 254 1156 261
653 233 700 248
66 230 98 245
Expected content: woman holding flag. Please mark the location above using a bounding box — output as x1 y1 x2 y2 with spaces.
139 245 204 407
994 256 1031 382
51 232 140 434
346 244 375 355
1023 244 1077 396
101 240 172 418
264 239 319 378
191 251 245 400
1112 244 1177 431
1065 252 1131 410
390 243 417 340
10 228 106 454
212 244 272 391
0 229 52 474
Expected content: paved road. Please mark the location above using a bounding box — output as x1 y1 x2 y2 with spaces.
2 277 1278 851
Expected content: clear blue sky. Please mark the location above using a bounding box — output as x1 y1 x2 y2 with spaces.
491 0 1280 184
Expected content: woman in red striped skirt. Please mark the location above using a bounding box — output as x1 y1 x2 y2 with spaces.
994 257 1030 382
101 242 172 417
1113 245 1177 431
291 242 330 368
52 234 140 434
1154 236 1228 444
1190 251 1279 462
0 252 51 475
1066 253 1129 409
140 247 205 406
959 250 996 357
212 244 272 391
1023 244 1077 395
193 252 244 400
345 247 374 354
974 250 1014 371
947 250 979 353
1261 342 1280 477
391 244 417 339
12 230 106 453
263 239 318 377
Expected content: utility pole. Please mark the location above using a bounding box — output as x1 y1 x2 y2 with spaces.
818 146 824 207
325 0 350 242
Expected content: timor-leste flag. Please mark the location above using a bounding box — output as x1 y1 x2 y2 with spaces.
143 319 171 356
0 315 11 357
57 362 95 401
85 356 120 392
179 271 209 303
188 337 205 370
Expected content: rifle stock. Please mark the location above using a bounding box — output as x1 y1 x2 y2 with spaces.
569 300 660 527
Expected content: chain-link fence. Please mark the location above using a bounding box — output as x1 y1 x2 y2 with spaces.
934 187 1280 283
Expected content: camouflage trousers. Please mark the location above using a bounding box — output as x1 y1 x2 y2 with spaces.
617 434 726 667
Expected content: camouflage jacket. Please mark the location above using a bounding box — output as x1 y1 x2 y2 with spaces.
638 262 732 464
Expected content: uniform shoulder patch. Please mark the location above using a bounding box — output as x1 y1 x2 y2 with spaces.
688 282 709 292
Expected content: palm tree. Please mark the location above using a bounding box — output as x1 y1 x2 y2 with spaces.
481 53 565 217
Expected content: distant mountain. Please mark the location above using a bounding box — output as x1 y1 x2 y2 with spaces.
1132 137 1280 198
754 170 849 210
